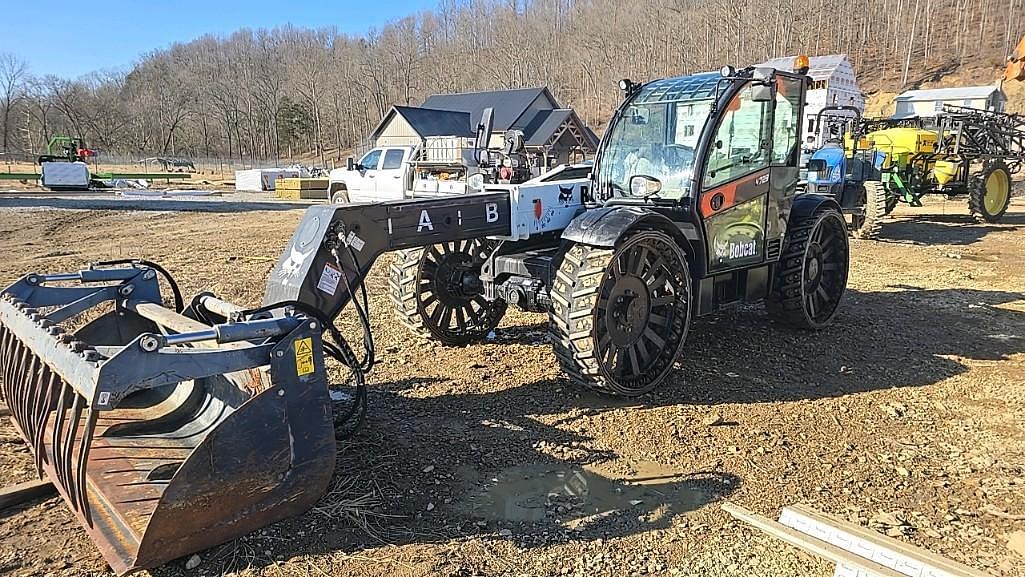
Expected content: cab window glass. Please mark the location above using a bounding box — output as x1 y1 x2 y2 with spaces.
360 149 382 170
703 83 772 189
382 149 405 169
772 77 802 164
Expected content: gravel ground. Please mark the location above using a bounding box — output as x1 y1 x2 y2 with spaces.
0 196 1023 576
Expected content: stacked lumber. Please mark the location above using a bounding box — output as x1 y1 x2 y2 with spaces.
275 178 329 200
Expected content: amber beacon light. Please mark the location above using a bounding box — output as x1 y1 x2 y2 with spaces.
794 55 810 75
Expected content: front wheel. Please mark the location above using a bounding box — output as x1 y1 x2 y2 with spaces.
768 208 850 329
549 231 692 397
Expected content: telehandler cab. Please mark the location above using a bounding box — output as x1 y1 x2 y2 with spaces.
0 57 848 573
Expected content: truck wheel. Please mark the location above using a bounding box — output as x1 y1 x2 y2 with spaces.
767 208 849 329
549 231 692 397
850 181 886 240
330 187 349 204
969 163 1011 223
389 240 506 346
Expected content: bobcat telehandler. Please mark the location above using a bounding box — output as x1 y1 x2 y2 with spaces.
0 57 849 574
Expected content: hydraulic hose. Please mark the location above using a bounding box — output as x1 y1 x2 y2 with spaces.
237 242 375 439
93 258 185 313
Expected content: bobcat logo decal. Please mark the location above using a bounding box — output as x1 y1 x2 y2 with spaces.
558 185 575 205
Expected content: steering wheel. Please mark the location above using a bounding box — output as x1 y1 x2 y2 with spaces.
662 144 693 169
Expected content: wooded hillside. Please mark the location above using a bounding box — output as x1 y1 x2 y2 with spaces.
1 0 1022 164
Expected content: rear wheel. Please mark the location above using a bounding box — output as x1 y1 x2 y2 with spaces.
969 163 1011 223
389 240 506 346
549 231 692 396
768 208 849 329
850 180 886 240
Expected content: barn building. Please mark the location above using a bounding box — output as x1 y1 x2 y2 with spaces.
892 85 1007 118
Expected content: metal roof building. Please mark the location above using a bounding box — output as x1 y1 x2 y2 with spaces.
368 86 599 168
758 54 864 144
422 87 556 132
370 106 474 144
892 85 1007 118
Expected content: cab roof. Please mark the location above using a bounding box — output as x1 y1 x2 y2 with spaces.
632 72 722 104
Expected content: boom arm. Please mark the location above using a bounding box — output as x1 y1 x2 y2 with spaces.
264 173 593 322
265 193 514 321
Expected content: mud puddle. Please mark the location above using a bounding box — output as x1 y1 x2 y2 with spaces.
460 462 737 529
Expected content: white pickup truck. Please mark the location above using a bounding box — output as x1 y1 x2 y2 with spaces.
327 144 474 204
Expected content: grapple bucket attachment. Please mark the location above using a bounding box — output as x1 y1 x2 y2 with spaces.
0 265 335 574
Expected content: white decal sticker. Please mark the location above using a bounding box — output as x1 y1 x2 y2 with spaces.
345 231 366 252
277 243 309 280
485 202 499 223
417 210 434 232
755 174 769 185
714 239 758 260
317 263 343 296
97 391 111 406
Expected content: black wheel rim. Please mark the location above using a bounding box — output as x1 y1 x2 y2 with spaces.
416 239 504 342
802 214 848 324
594 233 689 393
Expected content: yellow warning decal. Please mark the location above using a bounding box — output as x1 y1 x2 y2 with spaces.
294 337 315 376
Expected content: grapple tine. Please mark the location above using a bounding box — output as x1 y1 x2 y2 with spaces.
21 355 44 447
0 323 10 383
11 338 32 432
0 325 12 405
76 409 97 526
62 394 84 512
2 331 17 412
50 382 70 500
34 371 59 474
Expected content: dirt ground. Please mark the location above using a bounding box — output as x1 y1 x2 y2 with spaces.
0 196 1024 576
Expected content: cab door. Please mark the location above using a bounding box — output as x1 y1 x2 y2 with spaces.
697 76 802 272
698 81 775 273
375 148 408 200
349 148 382 202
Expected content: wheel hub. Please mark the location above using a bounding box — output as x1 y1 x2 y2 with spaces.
984 170 1010 214
434 254 481 305
606 275 651 346
804 243 824 289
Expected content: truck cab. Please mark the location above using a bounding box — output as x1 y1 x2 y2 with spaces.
327 145 416 204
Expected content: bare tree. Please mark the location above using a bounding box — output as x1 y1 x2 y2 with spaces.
0 53 28 153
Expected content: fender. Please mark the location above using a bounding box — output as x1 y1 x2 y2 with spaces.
560 205 691 248
791 193 842 221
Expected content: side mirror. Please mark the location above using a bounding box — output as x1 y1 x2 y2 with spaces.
346 157 355 171
750 81 773 103
630 175 662 197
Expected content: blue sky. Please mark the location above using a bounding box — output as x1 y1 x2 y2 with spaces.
0 0 438 78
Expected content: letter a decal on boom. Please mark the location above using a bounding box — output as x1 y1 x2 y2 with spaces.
417 210 434 232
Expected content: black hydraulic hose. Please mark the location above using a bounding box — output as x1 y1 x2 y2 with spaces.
93 258 184 313
333 246 375 373
238 296 371 439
